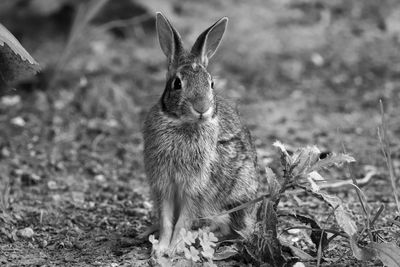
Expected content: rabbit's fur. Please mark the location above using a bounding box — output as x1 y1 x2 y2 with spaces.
143 13 258 256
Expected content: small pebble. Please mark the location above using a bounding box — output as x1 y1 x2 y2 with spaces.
39 239 48 248
142 201 153 210
11 116 26 127
47 181 58 190
18 227 34 238
95 174 105 182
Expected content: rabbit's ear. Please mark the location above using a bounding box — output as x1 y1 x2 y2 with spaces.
191 17 228 66
156 12 184 65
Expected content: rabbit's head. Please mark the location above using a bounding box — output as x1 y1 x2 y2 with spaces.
156 13 228 122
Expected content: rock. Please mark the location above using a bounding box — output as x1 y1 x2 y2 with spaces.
21 172 41 186
18 227 34 238
39 239 48 248
47 180 58 190
11 116 26 127
94 174 105 182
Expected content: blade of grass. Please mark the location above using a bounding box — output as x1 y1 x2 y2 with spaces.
341 142 373 241
316 228 325 267
200 193 270 220
378 100 400 217
95 13 152 33
371 204 385 227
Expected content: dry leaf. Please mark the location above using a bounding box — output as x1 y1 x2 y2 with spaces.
371 242 400 267
0 23 40 84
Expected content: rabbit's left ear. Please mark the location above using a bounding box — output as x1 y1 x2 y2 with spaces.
191 17 228 67
156 12 184 68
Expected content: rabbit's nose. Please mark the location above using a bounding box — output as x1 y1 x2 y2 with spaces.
192 99 211 114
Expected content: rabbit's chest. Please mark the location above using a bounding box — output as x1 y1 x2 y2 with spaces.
143 112 219 196
161 135 216 175
154 128 218 192
152 138 216 196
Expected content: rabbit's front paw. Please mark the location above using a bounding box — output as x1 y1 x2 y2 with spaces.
151 239 170 258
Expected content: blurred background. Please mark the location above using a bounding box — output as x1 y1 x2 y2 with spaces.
1 0 399 154
0 0 400 264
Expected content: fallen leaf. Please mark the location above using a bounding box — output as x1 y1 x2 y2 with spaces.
371 242 400 267
213 245 238 261
0 23 40 84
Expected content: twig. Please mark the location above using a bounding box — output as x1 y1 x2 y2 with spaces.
95 14 152 33
319 167 376 189
48 0 109 89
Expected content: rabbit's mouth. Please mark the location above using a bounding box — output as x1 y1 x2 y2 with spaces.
188 104 214 121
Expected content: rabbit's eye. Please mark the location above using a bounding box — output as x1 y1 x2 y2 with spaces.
172 77 182 90
211 81 215 89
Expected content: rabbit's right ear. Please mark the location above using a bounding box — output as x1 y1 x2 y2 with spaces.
156 12 184 66
191 17 228 67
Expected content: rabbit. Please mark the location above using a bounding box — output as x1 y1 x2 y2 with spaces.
143 12 259 256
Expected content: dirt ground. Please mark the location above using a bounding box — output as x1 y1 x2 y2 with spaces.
0 0 400 266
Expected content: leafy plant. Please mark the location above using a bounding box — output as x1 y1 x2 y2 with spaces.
243 141 357 265
208 140 400 266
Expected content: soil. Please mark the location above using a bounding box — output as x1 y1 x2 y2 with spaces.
0 0 399 266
